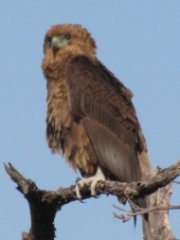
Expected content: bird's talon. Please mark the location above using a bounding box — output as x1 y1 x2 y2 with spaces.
75 177 81 184
75 184 82 199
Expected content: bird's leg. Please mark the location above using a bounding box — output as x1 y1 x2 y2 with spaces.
75 167 105 198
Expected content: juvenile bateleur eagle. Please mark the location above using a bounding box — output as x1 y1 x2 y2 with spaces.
42 24 152 216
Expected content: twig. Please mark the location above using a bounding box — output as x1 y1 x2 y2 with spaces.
113 204 180 222
173 180 180 185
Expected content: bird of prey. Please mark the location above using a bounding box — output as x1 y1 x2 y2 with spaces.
42 24 152 202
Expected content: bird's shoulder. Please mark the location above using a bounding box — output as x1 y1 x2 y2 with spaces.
65 55 136 122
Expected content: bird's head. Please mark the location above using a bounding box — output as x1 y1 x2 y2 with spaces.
43 24 97 60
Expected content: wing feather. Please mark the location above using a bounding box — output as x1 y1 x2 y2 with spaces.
66 56 150 182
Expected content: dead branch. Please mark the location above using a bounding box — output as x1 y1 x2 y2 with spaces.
5 160 180 240
113 204 180 223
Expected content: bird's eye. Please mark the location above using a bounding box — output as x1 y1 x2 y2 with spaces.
46 36 51 43
65 34 71 40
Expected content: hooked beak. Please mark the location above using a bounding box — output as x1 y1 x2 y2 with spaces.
51 36 68 51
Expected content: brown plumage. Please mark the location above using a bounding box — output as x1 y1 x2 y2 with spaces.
42 23 152 199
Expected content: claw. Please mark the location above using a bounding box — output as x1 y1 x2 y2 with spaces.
75 183 83 199
75 168 105 198
75 177 81 183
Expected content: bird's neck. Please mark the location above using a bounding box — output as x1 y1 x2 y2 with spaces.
42 51 96 81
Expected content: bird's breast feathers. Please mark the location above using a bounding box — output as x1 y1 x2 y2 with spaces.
46 77 97 176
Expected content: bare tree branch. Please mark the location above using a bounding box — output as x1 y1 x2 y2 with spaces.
5 160 180 240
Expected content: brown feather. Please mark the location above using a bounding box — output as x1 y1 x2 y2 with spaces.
65 55 151 181
42 24 98 175
42 23 152 201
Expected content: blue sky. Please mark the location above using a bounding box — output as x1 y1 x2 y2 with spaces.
0 1 179 239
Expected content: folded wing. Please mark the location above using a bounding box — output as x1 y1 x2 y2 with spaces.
66 56 149 182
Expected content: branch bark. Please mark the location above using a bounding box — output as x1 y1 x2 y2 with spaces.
5 160 180 240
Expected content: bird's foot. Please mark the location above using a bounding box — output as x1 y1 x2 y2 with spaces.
75 168 105 199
